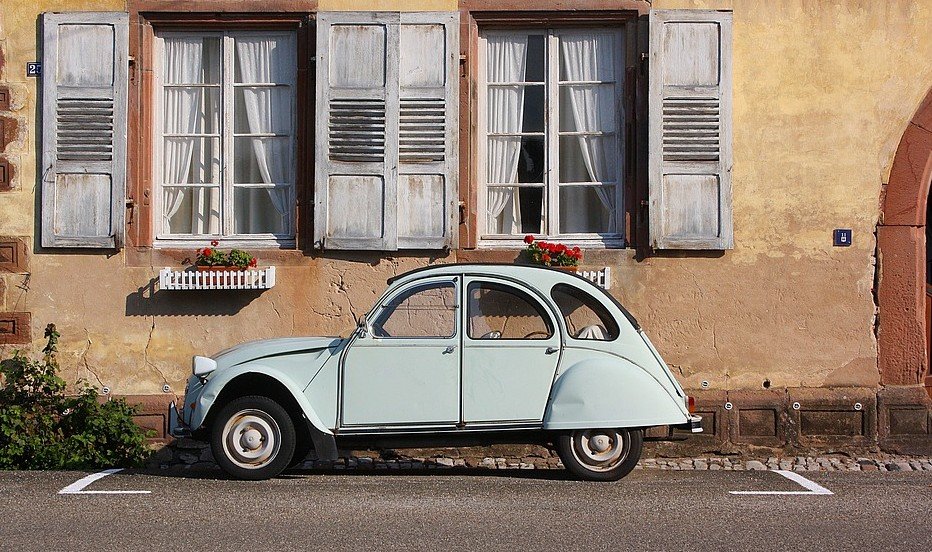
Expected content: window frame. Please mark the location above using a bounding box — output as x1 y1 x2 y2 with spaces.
476 27 627 248
152 29 298 248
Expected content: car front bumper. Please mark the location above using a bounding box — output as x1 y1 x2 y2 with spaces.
673 415 703 433
168 401 192 438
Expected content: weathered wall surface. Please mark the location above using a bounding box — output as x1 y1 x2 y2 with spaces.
1 0 932 449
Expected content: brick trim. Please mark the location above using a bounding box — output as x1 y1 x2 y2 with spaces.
0 312 30 345
0 236 28 273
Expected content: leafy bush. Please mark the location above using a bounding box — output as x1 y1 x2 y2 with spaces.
0 324 151 469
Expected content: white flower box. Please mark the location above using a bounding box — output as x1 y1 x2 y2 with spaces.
159 266 276 291
579 267 611 290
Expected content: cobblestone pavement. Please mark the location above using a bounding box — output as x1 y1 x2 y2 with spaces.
161 438 932 472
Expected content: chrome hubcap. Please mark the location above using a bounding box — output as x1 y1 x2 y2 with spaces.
571 429 630 472
222 409 281 469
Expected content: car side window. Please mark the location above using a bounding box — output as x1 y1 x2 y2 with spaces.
467 282 553 340
551 284 619 341
371 282 457 338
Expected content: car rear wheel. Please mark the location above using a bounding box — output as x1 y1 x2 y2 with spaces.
211 395 296 480
556 428 642 481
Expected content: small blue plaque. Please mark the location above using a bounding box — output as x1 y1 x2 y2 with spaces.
833 229 852 247
26 62 41 77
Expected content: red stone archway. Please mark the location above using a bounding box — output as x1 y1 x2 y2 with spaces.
878 89 932 386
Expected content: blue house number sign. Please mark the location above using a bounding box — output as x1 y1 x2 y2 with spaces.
833 229 852 247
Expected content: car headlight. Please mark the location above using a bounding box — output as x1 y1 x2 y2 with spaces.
192 355 218 377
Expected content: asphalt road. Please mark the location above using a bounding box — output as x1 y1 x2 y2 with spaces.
0 467 930 551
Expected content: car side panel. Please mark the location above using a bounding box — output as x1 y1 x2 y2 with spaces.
543 354 689 430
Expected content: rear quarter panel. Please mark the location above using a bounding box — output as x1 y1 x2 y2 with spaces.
543 350 689 430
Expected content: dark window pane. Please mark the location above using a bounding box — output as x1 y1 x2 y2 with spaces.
518 187 543 234
517 136 545 183
525 35 546 82
522 85 545 133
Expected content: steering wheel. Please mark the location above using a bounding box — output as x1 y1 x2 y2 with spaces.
522 330 550 339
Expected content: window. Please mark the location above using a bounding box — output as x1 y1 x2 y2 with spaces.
479 29 624 244
154 31 296 244
372 282 457 338
467 282 553 340
551 284 619 340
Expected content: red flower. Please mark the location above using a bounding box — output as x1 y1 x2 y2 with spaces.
210 240 219 247
541 253 551 263
248 258 258 268
556 244 567 254
203 248 213 256
524 235 535 244
572 246 581 254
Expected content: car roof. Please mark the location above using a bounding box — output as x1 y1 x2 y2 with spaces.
387 263 640 330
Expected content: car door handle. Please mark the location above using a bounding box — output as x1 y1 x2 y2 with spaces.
443 345 456 354
545 347 559 355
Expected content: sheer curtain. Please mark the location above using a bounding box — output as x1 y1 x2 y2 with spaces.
163 37 203 233
236 37 292 234
560 33 620 232
487 35 527 235
163 37 220 234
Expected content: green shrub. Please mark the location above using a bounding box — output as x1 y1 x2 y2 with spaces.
0 324 151 469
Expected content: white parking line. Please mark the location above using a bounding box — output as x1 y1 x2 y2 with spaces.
730 469 833 496
58 468 151 495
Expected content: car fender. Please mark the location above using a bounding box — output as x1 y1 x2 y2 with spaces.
543 358 689 430
190 364 333 436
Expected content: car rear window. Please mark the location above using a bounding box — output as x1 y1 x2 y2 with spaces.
551 284 619 341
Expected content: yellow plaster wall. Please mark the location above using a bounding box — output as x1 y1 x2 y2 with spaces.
1 0 932 396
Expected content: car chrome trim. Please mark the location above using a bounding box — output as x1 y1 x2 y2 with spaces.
673 415 703 433
337 422 541 436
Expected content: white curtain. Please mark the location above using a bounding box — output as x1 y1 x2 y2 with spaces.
487 35 527 235
560 33 620 232
236 37 292 234
163 37 219 234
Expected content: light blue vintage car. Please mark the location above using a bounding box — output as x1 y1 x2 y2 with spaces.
170 263 700 481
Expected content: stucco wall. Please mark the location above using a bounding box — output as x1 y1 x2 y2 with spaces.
1 0 931 404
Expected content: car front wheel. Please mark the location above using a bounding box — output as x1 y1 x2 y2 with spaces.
210 395 296 480
556 428 643 481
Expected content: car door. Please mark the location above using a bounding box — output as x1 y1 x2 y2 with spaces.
340 276 461 427
461 276 562 424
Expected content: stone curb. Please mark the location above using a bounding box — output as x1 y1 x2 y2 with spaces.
156 441 932 473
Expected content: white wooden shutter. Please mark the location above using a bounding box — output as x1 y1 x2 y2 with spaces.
648 10 733 250
41 12 128 248
315 12 458 250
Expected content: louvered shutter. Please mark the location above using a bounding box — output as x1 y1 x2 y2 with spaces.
41 12 128 248
315 12 458 251
648 10 733 250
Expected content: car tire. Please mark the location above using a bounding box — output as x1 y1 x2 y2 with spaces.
210 395 296 481
556 428 643 482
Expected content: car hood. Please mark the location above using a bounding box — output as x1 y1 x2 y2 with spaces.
212 337 344 370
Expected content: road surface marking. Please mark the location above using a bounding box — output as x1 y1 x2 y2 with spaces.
58 468 151 495
730 469 833 495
